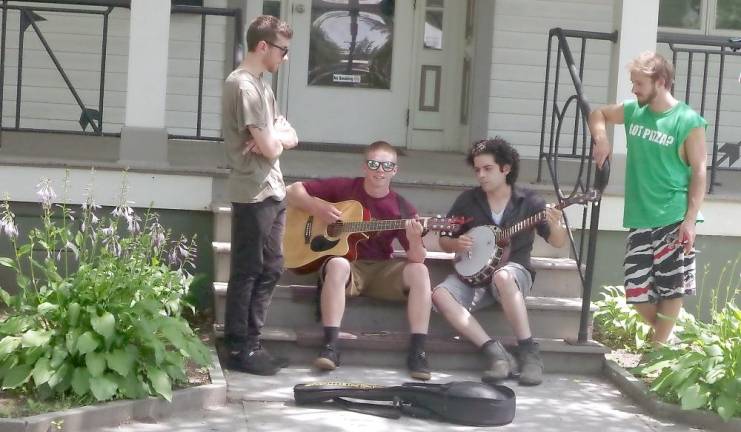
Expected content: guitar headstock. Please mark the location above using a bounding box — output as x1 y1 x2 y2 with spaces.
425 216 469 236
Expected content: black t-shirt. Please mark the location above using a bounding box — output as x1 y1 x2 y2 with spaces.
443 186 551 277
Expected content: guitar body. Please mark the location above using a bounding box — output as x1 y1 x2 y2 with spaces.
283 200 370 274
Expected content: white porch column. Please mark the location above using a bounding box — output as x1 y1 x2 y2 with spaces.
607 0 659 184
119 0 171 167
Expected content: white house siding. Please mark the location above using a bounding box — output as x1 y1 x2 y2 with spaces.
0 1 231 138
488 0 615 158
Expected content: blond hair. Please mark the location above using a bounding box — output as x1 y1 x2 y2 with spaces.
364 140 397 158
628 51 674 90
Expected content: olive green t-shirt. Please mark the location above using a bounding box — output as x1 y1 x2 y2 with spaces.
623 99 707 228
222 68 285 203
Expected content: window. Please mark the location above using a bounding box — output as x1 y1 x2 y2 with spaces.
659 0 741 35
172 0 203 6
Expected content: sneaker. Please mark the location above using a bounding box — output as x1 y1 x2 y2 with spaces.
227 348 281 376
518 343 544 386
481 341 518 383
314 344 340 370
407 351 432 381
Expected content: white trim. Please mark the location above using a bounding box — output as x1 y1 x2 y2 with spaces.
0 167 213 211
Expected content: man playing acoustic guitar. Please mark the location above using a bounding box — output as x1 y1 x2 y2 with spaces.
433 137 568 386
285 141 434 380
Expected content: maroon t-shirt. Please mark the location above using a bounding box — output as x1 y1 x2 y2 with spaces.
302 177 416 260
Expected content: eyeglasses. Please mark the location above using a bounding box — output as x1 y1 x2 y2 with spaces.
266 41 289 57
366 160 396 172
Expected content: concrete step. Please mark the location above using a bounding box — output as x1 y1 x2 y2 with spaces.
213 283 593 340
210 202 572 258
213 325 607 375
212 241 583 298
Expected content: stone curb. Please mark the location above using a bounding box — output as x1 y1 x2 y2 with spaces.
0 346 226 432
603 359 741 432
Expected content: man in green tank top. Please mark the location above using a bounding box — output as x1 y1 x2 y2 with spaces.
588 51 707 346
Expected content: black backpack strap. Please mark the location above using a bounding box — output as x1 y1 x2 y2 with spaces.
396 194 429 237
396 193 414 220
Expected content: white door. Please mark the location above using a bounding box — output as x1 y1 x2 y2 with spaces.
407 0 468 151
282 0 414 147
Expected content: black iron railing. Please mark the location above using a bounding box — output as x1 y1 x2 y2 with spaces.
0 0 242 140
657 32 741 194
538 28 617 344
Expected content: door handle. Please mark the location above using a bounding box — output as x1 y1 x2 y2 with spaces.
293 3 305 14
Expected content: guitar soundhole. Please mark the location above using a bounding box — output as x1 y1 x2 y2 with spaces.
310 235 340 252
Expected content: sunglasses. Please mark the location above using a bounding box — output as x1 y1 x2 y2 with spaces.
266 41 289 57
366 160 396 172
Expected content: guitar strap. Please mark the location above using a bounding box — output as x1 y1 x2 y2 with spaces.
396 193 413 220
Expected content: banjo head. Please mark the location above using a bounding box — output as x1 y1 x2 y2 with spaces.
454 225 501 279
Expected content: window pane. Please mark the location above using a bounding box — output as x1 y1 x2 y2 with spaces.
658 0 702 29
716 0 741 30
424 10 443 50
263 0 281 18
308 0 394 89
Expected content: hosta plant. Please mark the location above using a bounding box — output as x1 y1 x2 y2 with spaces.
0 176 210 404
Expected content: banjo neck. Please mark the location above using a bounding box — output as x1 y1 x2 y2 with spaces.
499 199 575 241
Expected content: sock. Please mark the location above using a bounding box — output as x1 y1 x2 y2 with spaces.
518 337 535 347
410 333 427 354
323 326 339 346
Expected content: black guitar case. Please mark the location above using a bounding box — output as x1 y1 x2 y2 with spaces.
294 380 516 426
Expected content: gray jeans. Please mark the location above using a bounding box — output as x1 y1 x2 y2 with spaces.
433 262 532 312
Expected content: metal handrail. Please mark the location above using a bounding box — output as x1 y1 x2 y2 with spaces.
538 28 616 344
657 32 741 194
0 0 243 139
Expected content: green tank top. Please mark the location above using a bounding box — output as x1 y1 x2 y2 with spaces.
623 99 707 228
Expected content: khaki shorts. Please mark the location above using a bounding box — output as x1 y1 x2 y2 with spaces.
320 259 409 302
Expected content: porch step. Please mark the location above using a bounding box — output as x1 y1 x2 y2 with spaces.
212 241 583 298
213 283 593 340
213 325 608 375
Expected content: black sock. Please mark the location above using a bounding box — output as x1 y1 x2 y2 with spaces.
323 326 340 346
518 337 535 347
410 333 427 354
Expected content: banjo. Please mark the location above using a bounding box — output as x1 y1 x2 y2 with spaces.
454 191 598 285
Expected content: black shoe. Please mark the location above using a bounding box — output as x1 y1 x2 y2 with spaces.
407 351 431 381
227 348 281 376
260 347 290 369
518 343 544 386
314 344 340 370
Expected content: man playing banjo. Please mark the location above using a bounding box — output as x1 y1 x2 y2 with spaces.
432 137 568 386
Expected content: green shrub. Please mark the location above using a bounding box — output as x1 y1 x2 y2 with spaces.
0 176 211 404
593 285 652 352
636 302 740 420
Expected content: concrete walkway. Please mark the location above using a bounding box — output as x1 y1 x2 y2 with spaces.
99 366 702 432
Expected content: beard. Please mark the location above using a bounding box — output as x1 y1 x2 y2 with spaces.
636 87 658 107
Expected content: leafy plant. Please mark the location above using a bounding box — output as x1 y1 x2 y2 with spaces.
0 175 211 405
636 302 740 420
593 285 652 352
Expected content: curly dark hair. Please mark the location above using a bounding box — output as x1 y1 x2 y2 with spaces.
466 137 519 185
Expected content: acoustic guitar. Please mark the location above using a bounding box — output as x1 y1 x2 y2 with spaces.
284 199 466 274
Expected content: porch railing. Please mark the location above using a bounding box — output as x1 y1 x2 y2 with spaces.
0 0 242 140
538 28 617 344
657 32 741 194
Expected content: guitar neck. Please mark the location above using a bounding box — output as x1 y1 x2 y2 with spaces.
336 219 412 234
